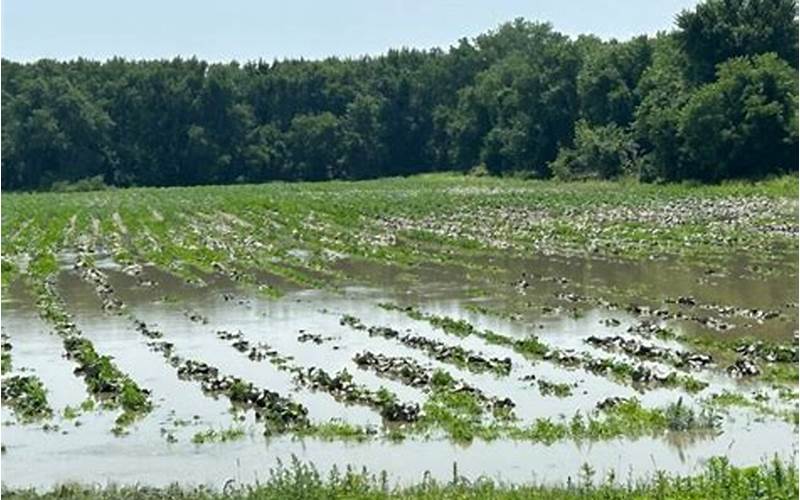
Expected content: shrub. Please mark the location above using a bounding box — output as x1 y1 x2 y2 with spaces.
551 120 641 180
50 175 109 193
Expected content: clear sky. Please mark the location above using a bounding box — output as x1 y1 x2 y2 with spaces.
2 0 700 62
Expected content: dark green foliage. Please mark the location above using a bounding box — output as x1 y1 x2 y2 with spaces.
50 175 109 192
679 54 798 181
633 36 694 181
551 120 640 180
286 113 345 181
577 36 654 126
459 22 581 177
676 0 799 83
1 0 797 189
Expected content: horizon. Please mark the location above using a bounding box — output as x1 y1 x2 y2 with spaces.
1 0 699 63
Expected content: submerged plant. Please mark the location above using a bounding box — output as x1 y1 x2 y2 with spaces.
536 379 573 398
1 351 11 375
191 427 246 444
299 420 377 442
1 375 52 421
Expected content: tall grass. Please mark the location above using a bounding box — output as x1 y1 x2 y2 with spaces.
3 455 796 499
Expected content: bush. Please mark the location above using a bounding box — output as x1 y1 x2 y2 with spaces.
551 120 641 180
466 163 490 177
50 175 109 193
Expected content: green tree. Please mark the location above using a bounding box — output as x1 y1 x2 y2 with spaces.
286 112 344 181
453 22 580 176
341 93 388 179
2 74 114 189
551 119 640 180
577 36 653 126
633 36 694 181
679 53 798 181
2 2 798 190
676 0 799 83
242 124 288 182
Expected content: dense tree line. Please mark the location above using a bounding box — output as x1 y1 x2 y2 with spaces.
2 0 797 190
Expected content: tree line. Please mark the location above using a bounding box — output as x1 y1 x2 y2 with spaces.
2 0 797 191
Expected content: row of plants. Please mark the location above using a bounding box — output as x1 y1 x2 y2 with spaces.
375 304 709 394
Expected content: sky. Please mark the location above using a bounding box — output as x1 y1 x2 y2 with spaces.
1 1 700 63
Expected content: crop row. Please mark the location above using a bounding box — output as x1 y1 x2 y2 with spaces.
374 304 709 393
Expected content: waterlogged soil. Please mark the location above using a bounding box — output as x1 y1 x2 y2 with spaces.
1 250 797 489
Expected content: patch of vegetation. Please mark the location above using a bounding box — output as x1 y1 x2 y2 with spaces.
761 363 800 386
382 303 549 359
1 351 11 374
384 303 708 394
50 175 110 193
299 421 377 443
1 375 53 421
4 455 795 499
79 398 96 412
705 390 797 424
191 427 246 444
25 275 153 427
514 398 719 444
62 406 80 420
416 369 495 443
536 379 573 398
63 335 152 419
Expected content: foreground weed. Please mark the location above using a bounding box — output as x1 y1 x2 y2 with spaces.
2 455 796 499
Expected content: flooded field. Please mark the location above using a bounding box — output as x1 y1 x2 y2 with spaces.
1 175 797 491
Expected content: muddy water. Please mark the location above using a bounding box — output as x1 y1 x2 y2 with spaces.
3 417 795 489
2 282 87 412
467 252 798 341
1 252 797 489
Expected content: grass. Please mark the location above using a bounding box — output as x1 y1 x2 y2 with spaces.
2 455 796 499
299 420 377 442
761 363 800 386
705 390 798 424
62 406 80 420
507 398 719 444
417 369 494 442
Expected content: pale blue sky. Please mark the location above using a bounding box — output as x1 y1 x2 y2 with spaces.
2 1 699 62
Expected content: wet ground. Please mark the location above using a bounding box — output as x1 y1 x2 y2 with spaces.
1 250 797 489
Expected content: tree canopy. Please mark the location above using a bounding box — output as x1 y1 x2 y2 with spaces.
2 0 797 191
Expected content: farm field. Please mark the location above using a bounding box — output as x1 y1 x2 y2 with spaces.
1 174 798 494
